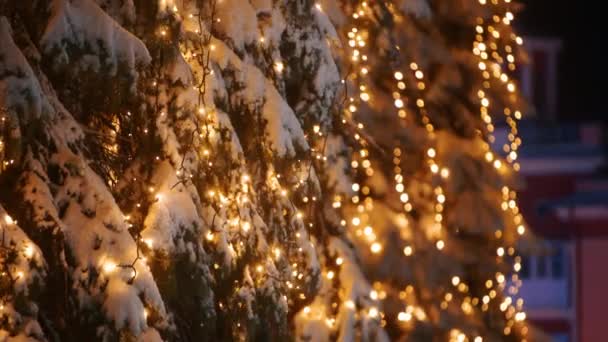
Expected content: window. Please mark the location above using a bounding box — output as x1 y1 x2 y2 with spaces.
520 241 568 280
552 246 564 279
536 254 547 278
520 255 530 279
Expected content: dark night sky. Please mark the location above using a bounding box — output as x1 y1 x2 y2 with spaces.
518 0 606 121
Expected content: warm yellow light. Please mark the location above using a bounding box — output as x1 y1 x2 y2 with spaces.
4 215 13 225
103 261 117 274
403 246 413 256
206 231 214 241
496 273 505 284
142 238 153 248
452 276 460 286
24 245 34 258
327 271 335 280
436 240 445 250
336 257 344 266
398 311 412 322
370 242 382 254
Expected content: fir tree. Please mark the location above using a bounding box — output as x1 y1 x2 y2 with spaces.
0 0 535 341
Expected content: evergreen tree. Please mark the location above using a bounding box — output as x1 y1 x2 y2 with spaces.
0 0 534 341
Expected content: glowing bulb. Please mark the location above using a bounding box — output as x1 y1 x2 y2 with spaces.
327 271 335 280
403 246 413 256
398 311 412 322
143 239 154 248
24 245 34 258
371 242 382 254
4 215 13 225
394 71 403 80
336 257 344 265
368 307 379 318
103 261 117 274
206 231 214 241
436 240 445 250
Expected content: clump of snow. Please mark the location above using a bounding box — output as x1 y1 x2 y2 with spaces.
41 0 151 75
142 161 203 254
214 0 259 52
0 17 51 121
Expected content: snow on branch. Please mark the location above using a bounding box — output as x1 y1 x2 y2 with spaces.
41 0 151 76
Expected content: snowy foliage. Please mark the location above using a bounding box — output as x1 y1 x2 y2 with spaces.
0 0 532 340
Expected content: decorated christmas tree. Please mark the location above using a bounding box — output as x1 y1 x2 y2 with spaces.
0 0 533 341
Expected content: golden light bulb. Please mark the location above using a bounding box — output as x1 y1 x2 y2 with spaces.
370 242 382 254
103 261 117 274
4 215 13 225
436 240 445 250
24 245 34 258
